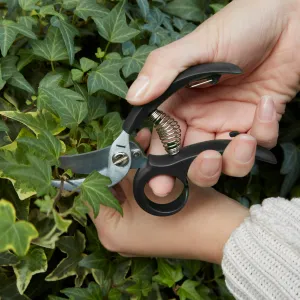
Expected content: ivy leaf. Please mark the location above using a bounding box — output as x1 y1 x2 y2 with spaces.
78 250 108 270
52 210 72 233
88 60 128 98
31 27 70 62
103 112 123 139
7 71 35 94
0 274 30 300
137 0 150 19
0 66 6 90
0 251 19 266
153 258 183 287
71 69 84 82
75 0 109 21
0 110 65 135
131 258 155 282
17 49 35 71
13 247 47 294
39 5 62 18
0 199 38 256
162 0 206 22
0 120 8 132
62 282 103 300
210 4 225 13
51 16 79 65
93 0 140 43
18 16 37 30
0 55 19 80
62 0 78 10
177 280 200 300
97 129 114 149
45 231 86 282
18 0 39 11
80 171 122 218
0 20 37 57
122 45 155 78
122 41 136 56
112 259 131 285
17 130 62 166
80 57 98 73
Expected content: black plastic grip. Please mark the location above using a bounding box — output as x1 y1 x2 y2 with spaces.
123 62 242 134
133 140 277 216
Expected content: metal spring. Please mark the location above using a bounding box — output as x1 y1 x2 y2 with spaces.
149 109 181 155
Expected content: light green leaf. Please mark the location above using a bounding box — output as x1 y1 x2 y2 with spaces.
210 3 225 13
75 0 109 21
93 0 140 43
62 282 103 300
177 280 201 300
71 69 84 82
80 57 98 73
0 199 38 257
80 171 122 218
0 110 65 135
162 0 206 22
0 251 19 266
0 20 37 57
122 45 155 78
103 112 123 139
45 231 86 282
96 129 114 149
62 0 79 9
52 210 72 233
51 16 79 65
18 0 38 11
34 196 53 214
137 0 149 19
17 16 37 30
39 5 62 18
13 247 47 294
7 71 35 94
79 250 107 270
88 59 127 98
17 129 62 166
31 27 69 62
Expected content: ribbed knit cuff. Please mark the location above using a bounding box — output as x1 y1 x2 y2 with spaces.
221 197 300 300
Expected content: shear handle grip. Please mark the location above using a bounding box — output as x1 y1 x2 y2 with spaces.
123 62 242 134
133 140 277 216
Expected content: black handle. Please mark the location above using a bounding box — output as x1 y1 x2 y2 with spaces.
123 62 242 134
133 139 277 216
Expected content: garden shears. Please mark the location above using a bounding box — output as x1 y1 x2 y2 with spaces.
51 62 277 217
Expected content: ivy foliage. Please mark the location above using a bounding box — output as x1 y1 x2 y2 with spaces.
0 0 298 299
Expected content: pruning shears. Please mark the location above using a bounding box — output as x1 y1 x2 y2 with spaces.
51 62 277 217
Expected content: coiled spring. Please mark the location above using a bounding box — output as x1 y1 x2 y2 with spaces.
149 109 181 155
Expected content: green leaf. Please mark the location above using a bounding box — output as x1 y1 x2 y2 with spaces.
62 282 103 300
112 259 131 285
0 251 19 266
131 258 155 282
71 69 84 82
93 0 140 43
162 0 206 22
0 20 37 57
210 4 225 13
62 0 79 9
177 280 201 300
87 95 107 121
122 41 136 56
51 16 79 65
103 112 123 139
13 247 47 294
0 120 8 132
0 65 6 90
53 210 72 233
0 56 19 80
17 49 35 71
0 199 38 256
34 196 53 214
122 45 155 78
80 57 98 73
97 129 114 149
39 5 62 18
181 260 202 278
88 59 128 98
31 27 69 62
18 0 38 11
17 129 62 166
0 274 30 300
80 171 122 218
7 71 35 94
79 250 108 270
45 231 86 282
137 0 150 19
0 110 65 135
153 258 183 287
75 0 109 21
18 16 37 30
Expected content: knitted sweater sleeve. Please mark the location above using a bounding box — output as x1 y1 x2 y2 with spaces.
221 197 300 300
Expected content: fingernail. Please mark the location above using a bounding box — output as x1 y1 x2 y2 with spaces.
258 96 275 122
126 75 150 103
200 153 221 177
234 135 256 163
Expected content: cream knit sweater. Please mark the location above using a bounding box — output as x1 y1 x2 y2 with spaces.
221 197 300 300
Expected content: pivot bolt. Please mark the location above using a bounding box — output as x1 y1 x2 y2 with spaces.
132 149 142 158
112 152 129 167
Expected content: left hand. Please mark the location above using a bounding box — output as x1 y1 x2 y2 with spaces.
91 130 249 264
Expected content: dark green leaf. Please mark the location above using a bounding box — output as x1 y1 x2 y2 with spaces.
0 274 30 300
103 112 123 139
62 0 78 10
131 258 155 281
18 0 38 11
79 250 108 269
112 259 131 285
80 57 98 73
93 0 140 43
137 0 150 19
7 71 35 94
210 4 225 13
62 282 103 300
0 120 8 132
75 0 109 21
80 171 122 217
177 280 200 300
0 251 19 266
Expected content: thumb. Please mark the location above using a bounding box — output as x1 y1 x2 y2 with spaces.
125 20 219 105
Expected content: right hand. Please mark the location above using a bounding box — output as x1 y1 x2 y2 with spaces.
126 0 300 197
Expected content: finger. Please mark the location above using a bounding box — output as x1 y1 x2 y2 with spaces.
188 150 222 187
135 128 151 151
222 134 257 177
249 95 279 149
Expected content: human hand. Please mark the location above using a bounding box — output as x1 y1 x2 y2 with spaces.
92 130 249 264
126 0 300 197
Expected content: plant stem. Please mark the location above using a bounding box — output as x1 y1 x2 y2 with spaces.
53 178 64 207
51 61 55 72
104 41 111 56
